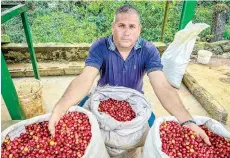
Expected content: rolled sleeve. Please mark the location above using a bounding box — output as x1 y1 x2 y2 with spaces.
85 40 103 70
145 45 163 74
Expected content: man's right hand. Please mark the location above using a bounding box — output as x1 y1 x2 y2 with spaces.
48 67 99 137
48 109 65 137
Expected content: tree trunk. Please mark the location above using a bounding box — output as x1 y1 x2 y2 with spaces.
211 5 228 42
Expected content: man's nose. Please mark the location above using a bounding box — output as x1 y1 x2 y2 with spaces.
124 28 131 36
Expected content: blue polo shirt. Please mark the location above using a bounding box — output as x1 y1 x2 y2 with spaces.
85 35 163 93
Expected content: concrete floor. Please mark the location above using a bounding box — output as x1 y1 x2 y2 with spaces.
1 75 209 120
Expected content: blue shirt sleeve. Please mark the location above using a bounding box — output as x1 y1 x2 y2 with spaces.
145 43 163 74
85 40 103 70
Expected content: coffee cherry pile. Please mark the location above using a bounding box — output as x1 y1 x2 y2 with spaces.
1 112 92 158
160 121 230 158
98 98 136 122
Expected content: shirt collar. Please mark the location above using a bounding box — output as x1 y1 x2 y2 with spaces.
108 35 142 51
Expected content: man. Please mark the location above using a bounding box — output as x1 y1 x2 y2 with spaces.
49 5 211 145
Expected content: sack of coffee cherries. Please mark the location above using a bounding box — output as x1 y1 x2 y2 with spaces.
1 106 110 158
84 86 152 158
143 116 230 158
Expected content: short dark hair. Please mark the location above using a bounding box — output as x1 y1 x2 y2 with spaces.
114 5 140 23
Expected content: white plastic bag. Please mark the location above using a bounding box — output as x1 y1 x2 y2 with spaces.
161 21 209 88
142 116 230 158
1 106 110 158
84 86 152 156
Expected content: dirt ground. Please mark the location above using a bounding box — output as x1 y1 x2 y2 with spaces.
188 58 230 126
1 75 209 121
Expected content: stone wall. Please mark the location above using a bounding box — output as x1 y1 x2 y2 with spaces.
1 42 167 64
2 40 229 64
192 40 230 57
1 43 90 63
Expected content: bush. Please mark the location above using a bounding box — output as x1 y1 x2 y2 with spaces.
194 7 213 41
32 11 98 43
1 1 229 43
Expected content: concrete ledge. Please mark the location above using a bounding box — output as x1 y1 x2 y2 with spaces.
9 62 85 77
64 66 83 75
183 71 228 124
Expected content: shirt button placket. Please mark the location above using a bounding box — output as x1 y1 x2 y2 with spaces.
123 62 127 72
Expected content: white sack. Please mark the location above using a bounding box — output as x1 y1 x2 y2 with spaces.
84 86 152 154
161 21 209 88
1 106 110 158
142 116 230 158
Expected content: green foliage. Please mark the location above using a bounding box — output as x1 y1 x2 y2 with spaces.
1 1 229 43
194 6 213 40
134 1 165 42
1 34 10 42
164 1 183 42
224 25 230 40
213 4 230 13
2 16 26 43
32 11 98 43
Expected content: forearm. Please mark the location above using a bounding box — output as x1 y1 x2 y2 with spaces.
53 75 94 114
155 85 192 123
148 71 192 123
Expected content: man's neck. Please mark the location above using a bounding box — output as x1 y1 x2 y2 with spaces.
117 47 132 60
112 36 135 60
117 46 132 54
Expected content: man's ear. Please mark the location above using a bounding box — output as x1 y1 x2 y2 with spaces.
112 22 115 34
139 24 142 34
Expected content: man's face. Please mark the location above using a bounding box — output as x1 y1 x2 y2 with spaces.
112 12 141 50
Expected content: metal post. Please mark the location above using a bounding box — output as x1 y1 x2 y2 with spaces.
21 12 40 79
1 4 40 120
1 52 25 120
178 0 197 30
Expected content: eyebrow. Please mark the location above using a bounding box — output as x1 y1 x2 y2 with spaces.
117 23 137 26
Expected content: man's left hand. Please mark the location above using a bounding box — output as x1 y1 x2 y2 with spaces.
185 123 211 146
